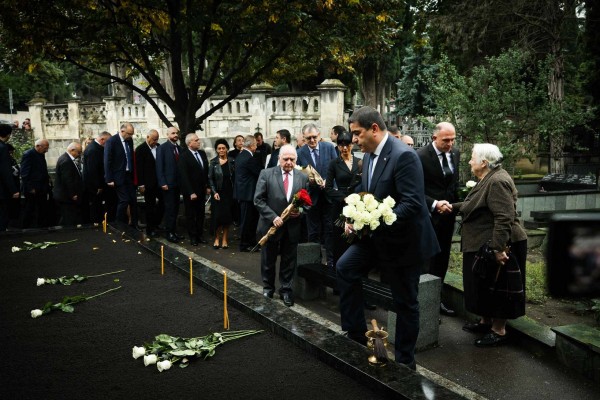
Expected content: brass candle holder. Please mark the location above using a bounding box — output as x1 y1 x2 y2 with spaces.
365 328 389 366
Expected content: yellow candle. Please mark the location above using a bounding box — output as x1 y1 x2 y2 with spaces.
103 213 107 233
161 245 164 275
189 258 193 295
224 271 229 329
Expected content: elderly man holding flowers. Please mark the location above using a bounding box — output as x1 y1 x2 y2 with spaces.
337 107 439 370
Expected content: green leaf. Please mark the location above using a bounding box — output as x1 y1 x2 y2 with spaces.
61 304 75 313
155 334 173 343
179 363 189 368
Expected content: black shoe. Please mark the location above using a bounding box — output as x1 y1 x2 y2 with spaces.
344 331 367 346
174 233 185 240
166 233 179 243
475 332 507 347
146 230 160 238
440 303 456 317
213 244 220 250
190 239 198 246
463 322 492 334
280 292 294 307
263 289 274 299
198 237 208 244
364 301 377 311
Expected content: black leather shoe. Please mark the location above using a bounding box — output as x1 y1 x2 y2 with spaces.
263 289 274 299
344 331 367 346
474 332 507 347
166 233 179 243
364 301 377 310
440 303 456 317
190 239 198 246
280 292 294 307
463 322 492 334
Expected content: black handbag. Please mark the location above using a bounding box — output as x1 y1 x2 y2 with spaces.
472 242 497 282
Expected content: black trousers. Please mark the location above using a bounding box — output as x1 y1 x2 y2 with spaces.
183 195 205 241
115 173 137 226
86 189 104 224
58 201 82 227
261 229 298 294
239 200 258 249
143 187 164 233
162 187 180 234
426 214 456 282
305 197 333 265
22 191 48 228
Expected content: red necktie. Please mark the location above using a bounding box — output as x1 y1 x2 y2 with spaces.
283 172 289 197
173 145 179 161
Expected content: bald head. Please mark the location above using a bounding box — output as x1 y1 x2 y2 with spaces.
432 122 456 153
67 142 82 158
146 129 159 148
35 139 49 154
401 135 414 147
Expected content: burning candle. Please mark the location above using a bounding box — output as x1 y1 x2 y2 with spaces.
161 245 164 275
189 258 193 295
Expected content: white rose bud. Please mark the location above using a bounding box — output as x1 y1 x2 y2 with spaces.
12 246 21 253
36 278 45 286
383 196 396 208
31 309 43 318
132 346 146 359
143 354 157 366
157 360 172 372
345 193 360 205
466 180 477 188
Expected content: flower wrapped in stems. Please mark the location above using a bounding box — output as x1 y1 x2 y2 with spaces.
36 269 125 286
12 239 77 253
30 286 122 318
335 192 397 243
132 330 263 372
254 189 312 250
457 180 477 201
294 164 324 186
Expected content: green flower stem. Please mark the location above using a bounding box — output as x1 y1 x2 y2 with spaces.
85 286 122 301
86 269 126 279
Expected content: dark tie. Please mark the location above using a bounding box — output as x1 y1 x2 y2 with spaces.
283 172 289 198
194 152 203 168
124 141 133 171
74 158 82 176
312 148 320 167
368 154 378 191
441 153 452 177
173 145 179 161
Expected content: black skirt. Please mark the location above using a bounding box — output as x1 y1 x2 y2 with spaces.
463 240 527 319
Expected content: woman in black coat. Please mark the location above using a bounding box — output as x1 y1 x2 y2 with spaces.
208 139 235 249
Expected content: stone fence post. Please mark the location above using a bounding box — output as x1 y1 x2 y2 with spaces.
26 93 47 141
317 79 346 132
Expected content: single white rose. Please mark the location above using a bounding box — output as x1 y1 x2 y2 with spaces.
143 354 157 366
342 205 356 219
294 165 303 170
31 309 43 318
355 201 366 212
157 360 172 372
369 219 380 231
345 193 360 205
370 209 382 221
466 180 477 188
383 196 396 208
12 246 21 253
354 220 365 231
362 193 375 203
36 278 45 286
365 197 379 212
383 213 397 225
132 346 146 359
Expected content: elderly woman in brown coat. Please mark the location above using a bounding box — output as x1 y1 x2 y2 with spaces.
450 143 527 347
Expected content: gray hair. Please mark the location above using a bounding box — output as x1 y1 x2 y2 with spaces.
472 143 503 169
243 135 256 148
302 123 320 135
97 131 111 139
278 144 297 160
185 133 198 146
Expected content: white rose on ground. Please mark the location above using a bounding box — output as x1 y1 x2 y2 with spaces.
31 309 43 318
383 196 396 208
36 278 45 286
345 193 360 205
143 354 157 366
12 246 21 253
466 180 477 188
157 360 172 372
132 346 146 359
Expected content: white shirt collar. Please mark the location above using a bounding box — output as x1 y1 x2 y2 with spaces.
373 133 389 157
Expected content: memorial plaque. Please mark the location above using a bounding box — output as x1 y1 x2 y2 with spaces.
539 173 598 191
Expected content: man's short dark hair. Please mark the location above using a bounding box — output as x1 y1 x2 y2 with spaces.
348 106 387 132
0 124 12 138
254 132 263 139
276 129 291 144
331 125 346 136
388 125 400 135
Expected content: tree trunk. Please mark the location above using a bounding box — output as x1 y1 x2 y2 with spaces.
548 39 566 174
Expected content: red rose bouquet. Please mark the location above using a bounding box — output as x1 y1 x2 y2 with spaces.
255 189 312 249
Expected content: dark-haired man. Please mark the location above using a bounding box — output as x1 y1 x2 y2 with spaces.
266 129 291 168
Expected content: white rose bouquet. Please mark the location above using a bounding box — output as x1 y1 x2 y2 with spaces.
336 192 397 242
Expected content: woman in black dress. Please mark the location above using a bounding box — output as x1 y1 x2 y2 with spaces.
208 139 235 249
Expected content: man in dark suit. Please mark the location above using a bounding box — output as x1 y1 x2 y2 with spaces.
104 122 137 227
253 132 271 168
156 126 182 243
297 123 337 267
337 106 439 370
417 122 460 316
20 138 50 228
135 129 163 237
234 135 262 252
53 142 84 226
254 144 309 306
0 124 19 231
83 131 111 224
266 129 291 169
178 133 210 246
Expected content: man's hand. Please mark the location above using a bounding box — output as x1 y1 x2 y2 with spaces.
161 185 169 191
213 193 221 201
344 222 354 235
273 216 284 227
289 209 300 218
436 200 453 215
12 192 19 199
138 185 145 194
190 193 198 201
72 195 78 201
107 182 115 187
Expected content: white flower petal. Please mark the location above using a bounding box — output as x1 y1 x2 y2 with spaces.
36 278 45 286
157 360 172 372
143 354 157 366
12 246 21 253
30 309 43 318
132 346 146 359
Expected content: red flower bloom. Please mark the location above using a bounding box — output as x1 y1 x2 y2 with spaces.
294 189 312 207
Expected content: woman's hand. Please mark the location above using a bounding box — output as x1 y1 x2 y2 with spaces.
495 251 509 265
213 192 220 201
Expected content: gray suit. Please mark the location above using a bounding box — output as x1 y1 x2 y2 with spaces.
254 167 309 294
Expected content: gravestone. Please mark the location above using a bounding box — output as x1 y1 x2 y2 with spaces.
539 174 598 192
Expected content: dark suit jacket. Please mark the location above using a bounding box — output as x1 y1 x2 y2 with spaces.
53 152 84 203
135 142 160 190
83 140 105 192
324 156 362 205
266 148 280 169
254 167 309 241
417 143 460 210
0 141 18 200
361 134 439 265
20 148 49 194
452 167 527 253
297 141 338 203
178 149 209 197
104 134 134 185
156 141 182 188
234 149 262 201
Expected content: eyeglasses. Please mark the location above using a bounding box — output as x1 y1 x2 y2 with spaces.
281 157 296 161
304 135 319 141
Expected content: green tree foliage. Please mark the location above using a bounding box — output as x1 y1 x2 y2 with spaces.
395 40 437 116
0 0 398 134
